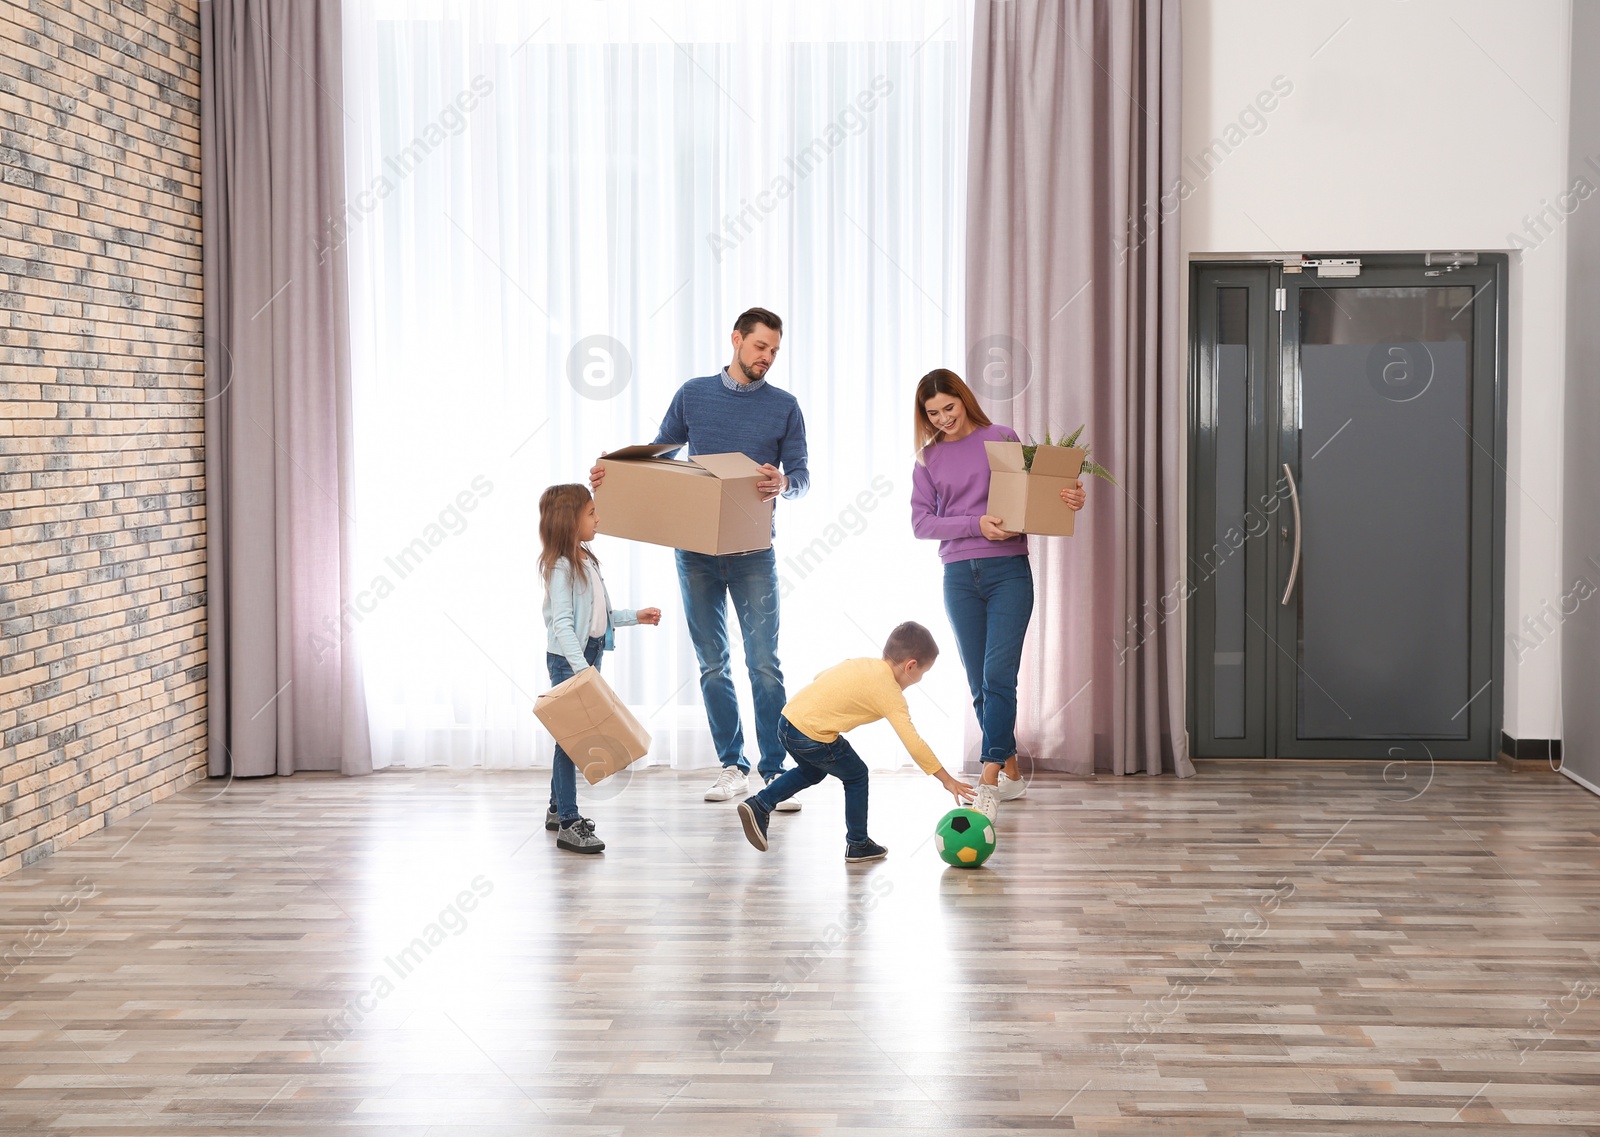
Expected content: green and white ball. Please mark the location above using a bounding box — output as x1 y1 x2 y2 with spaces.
934 808 996 868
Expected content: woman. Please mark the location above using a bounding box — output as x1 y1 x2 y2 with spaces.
909 369 1086 815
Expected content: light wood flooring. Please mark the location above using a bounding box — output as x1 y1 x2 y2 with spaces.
0 760 1597 1135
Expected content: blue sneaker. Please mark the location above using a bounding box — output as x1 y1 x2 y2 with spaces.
845 840 888 863
737 800 770 851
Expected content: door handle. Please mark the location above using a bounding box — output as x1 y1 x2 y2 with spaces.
1281 462 1301 605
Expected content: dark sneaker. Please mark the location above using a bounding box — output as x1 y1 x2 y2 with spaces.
845 840 888 863
556 816 605 854
545 807 560 831
737 800 770 851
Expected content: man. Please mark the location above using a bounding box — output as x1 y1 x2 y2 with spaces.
591 307 810 806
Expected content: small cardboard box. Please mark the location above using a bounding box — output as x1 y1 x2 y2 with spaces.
596 444 772 556
533 666 651 784
985 441 1086 537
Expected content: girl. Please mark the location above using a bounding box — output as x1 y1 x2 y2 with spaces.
539 484 661 853
909 370 1086 817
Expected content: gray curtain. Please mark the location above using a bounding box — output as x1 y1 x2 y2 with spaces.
201 0 371 776
967 0 1192 776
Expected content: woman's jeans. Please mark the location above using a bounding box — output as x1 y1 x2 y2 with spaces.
752 715 871 845
547 636 604 823
675 547 788 780
942 554 1034 766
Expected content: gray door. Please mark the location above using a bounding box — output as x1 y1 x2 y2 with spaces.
1189 257 1505 759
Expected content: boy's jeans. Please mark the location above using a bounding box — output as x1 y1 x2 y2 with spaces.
943 554 1035 765
675 547 788 780
752 715 870 846
546 636 604 823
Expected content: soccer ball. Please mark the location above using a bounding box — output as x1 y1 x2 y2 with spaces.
934 808 996 868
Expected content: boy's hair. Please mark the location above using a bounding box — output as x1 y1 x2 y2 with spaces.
538 483 596 585
883 621 939 666
733 307 783 338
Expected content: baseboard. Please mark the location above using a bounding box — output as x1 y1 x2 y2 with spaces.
1560 764 1600 796
1498 732 1563 772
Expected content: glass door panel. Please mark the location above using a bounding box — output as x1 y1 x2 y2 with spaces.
1189 269 1270 757
1293 286 1474 739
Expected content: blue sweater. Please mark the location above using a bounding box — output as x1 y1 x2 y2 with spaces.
651 371 811 504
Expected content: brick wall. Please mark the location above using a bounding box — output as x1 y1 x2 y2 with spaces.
0 0 206 878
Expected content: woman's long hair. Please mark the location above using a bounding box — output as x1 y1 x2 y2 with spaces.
538 483 597 586
913 368 993 457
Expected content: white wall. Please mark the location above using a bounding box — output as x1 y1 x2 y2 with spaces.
1180 0 1573 742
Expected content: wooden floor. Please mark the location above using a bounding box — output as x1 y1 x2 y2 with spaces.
1 760 1597 1135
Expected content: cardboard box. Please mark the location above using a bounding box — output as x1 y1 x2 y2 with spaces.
985 441 1086 537
534 666 651 784
596 444 773 556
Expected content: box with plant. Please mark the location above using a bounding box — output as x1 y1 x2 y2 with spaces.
1021 424 1117 484
985 423 1114 537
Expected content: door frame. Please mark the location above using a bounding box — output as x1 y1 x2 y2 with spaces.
1186 253 1508 759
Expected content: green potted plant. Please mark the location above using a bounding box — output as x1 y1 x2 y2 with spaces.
1022 424 1118 484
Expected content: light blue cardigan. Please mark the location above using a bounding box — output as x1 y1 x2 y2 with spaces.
543 554 638 674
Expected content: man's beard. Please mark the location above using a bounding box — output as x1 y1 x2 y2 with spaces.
738 357 768 382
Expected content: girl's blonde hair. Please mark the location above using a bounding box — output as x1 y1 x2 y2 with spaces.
913 368 993 458
538 483 597 585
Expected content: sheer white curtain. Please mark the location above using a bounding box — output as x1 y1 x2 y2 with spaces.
341 0 973 771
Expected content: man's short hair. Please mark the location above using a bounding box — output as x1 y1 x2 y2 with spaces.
733 307 783 338
883 621 939 666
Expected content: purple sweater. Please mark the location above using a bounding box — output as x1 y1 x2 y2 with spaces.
911 423 1029 565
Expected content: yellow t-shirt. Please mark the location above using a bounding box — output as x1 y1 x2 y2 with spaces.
781 658 942 775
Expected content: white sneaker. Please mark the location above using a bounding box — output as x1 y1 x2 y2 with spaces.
704 766 749 801
995 771 1028 801
765 776 801 812
972 783 1000 821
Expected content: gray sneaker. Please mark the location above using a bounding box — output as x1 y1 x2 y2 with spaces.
765 776 801 812
545 807 560 831
556 816 605 854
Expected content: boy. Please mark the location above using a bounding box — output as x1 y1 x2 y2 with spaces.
737 621 975 862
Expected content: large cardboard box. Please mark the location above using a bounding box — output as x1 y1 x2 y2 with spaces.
533 666 651 784
596 444 772 555
985 441 1086 537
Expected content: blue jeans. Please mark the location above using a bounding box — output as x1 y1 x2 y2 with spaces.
943 554 1034 766
676 547 788 779
753 715 871 845
547 636 604 823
